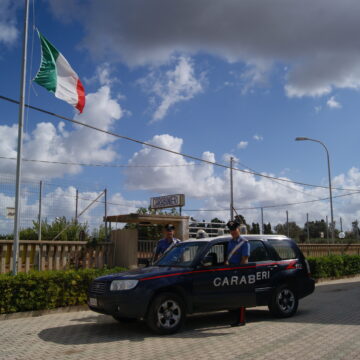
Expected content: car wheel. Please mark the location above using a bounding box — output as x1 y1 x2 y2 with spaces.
112 315 137 323
146 292 185 335
268 284 298 318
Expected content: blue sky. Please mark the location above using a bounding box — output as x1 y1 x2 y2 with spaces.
1 0 360 233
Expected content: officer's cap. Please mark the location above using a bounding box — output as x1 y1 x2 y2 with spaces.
164 224 175 231
227 220 240 231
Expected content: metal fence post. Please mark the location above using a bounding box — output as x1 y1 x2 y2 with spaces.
286 210 289 237
75 189 79 223
104 188 108 240
38 180 42 270
306 213 310 243
326 215 329 242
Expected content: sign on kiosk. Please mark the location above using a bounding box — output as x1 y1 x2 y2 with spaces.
150 194 185 210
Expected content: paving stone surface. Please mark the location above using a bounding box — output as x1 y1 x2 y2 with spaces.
0 277 359 360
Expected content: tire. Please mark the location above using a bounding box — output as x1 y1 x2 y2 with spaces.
146 292 186 335
268 284 298 318
112 315 137 323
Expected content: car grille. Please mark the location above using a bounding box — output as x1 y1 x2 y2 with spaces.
90 281 107 295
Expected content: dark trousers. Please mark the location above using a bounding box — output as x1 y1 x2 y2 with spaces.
230 306 246 326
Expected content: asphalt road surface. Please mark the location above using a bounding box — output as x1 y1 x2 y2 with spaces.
0 276 359 360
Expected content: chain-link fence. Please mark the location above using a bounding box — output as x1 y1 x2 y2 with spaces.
0 174 106 239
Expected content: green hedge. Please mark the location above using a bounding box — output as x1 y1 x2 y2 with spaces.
0 267 125 314
308 255 360 279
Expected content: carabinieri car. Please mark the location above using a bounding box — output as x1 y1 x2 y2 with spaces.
87 235 315 334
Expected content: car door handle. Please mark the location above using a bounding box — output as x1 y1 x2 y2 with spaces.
268 265 278 270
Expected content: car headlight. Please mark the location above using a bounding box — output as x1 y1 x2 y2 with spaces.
110 279 139 291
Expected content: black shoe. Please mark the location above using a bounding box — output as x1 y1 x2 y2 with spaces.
230 321 246 327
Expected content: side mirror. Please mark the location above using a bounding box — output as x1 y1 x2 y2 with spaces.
139 259 151 267
200 255 214 267
144 259 151 267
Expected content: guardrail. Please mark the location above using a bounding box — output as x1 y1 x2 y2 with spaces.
137 240 360 262
298 244 360 257
0 240 113 274
138 240 158 261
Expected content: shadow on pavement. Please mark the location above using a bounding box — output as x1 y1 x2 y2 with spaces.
38 280 360 344
38 312 233 345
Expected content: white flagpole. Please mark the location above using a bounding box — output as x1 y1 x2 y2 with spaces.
12 0 30 275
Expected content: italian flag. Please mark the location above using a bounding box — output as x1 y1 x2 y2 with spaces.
34 30 85 113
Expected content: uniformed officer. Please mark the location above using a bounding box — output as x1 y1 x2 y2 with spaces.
196 229 208 239
226 220 250 327
153 224 180 261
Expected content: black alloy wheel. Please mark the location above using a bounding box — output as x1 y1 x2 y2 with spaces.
268 284 299 318
146 292 186 335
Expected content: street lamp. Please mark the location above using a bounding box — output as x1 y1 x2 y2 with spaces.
295 137 335 242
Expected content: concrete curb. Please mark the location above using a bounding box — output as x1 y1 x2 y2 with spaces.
0 304 89 321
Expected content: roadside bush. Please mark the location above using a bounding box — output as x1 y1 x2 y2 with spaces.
0 267 125 314
308 255 360 279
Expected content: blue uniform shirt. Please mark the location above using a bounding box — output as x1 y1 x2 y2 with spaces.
155 238 180 255
227 237 250 265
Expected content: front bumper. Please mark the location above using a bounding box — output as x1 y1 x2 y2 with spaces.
88 284 152 319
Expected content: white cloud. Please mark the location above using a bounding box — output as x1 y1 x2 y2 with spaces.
239 61 271 94
237 141 248 149
108 193 147 215
49 0 360 98
315 106 322 113
123 133 360 230
0 1 19 45
222 153 239 164
84 63 117 86
253 134 263 141
327 96 342 109
138 57 204 122
125 134 224 196
0 81 123 179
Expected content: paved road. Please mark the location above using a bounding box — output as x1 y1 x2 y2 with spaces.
0 277 359 360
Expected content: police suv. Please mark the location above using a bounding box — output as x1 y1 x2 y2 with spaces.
88 235 315 334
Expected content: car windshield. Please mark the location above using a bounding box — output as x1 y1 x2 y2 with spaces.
155 242 207 267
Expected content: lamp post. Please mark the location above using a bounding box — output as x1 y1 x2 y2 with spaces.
295 137 335 242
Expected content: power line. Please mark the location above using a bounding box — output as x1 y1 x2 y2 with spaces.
184 190 360 212
1 94 359 192
0 156 202 168
234 159 322 200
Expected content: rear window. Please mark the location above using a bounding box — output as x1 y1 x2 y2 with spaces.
249 240 270 262
268 240 297 260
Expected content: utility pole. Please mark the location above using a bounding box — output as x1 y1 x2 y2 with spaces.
104 188 108 240
230 157 234 221
260 207 264 234
75 189 79 223
295 137 334 242
38 181 42 241
306 213 310 242
12 0 30 275
37 180 43 271
326 215 329 242
286 210 289 237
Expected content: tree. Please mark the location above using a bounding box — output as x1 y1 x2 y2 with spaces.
263 223 273 234
17 217 89 241
274 221 302 240
234 214 247 225
304 220 327 239
250 223 260 234
125 207 180 240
